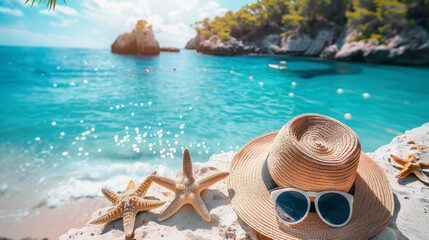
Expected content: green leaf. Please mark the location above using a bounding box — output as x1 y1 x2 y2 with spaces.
24 0 64 10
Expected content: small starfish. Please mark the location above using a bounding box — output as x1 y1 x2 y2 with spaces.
149 149 229 222
89 171 165 237
390 154 429 184
411 145 428 151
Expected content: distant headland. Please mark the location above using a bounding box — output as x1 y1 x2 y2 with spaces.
112 20 179 55
185 0 429 66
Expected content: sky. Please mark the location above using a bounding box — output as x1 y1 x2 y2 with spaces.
0 0 256 48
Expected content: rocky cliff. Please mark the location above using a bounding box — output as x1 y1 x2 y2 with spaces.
112 20 160 55
186 27 429 66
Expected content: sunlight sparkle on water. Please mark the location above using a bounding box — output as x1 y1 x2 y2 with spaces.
344 113 352 120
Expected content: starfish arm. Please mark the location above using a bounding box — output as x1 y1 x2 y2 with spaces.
101 188 120 205
126 180 136 193
398 165 413 178
149 175 178 192
191 195 211 222
197 172 229 191
134 171 157 197
421 162 429 169
182 149 194 178
135 197 166 211
89 205 122 224
413 170 429 184
411 145 428 150
390 155 408 166
123 208 137 237
158 196 185 221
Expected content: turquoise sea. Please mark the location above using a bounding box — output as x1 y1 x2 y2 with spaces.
0 46 428 220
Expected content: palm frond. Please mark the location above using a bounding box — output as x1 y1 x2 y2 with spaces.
24 0 67 10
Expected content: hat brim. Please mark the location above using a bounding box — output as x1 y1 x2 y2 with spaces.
228 131 394 240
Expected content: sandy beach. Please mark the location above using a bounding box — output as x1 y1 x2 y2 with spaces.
1 1 429 239
1 124 428 240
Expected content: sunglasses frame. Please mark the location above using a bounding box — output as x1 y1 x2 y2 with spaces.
270 188 354 227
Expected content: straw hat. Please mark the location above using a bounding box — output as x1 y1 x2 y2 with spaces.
228 113 393 240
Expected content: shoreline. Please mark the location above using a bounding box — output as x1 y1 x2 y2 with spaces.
189 49 429 67
2 123 428 239
0 198 109 240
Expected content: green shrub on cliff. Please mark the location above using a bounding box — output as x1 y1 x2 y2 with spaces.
193 0 427 41
136 20 149 29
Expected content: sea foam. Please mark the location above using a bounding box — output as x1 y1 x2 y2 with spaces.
46 161 173 207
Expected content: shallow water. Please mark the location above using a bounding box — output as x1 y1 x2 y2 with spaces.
0 46 428 220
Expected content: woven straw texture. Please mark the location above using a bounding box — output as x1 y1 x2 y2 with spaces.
268 114 361 192
228 114 394 240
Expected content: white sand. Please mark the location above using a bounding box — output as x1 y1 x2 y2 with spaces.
369 123 429 240
60 151 257 240
61 124 429 240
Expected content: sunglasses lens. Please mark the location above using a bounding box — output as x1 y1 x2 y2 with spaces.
318 193 351 226
275 191 308 223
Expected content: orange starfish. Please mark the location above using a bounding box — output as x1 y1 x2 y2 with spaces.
149 149 229 222
89 171 165 237
390 155 429 184
410 145 428 151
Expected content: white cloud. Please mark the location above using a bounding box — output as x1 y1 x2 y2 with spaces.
146 14 194 47
40 5 79 16
178 0 198 11
0 26 100 48
196 1 227 20
168 10 181 22
79 0 197 47
199 11 209 19
214 8 228 16
56 5 79 15
205 1 219 10
156 22 195 47
51 18 79 27
81 0 151 30
0 6 24 17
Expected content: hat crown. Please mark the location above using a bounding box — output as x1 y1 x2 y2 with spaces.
267 113 361 192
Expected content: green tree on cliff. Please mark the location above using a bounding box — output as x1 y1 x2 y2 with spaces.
195 0 426 42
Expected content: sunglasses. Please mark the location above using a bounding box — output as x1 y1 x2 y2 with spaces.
271 188 354 227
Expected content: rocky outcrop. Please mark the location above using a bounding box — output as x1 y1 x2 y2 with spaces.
272 33 311 55
185 34 205 50
160 47 180 52
186 26 429 65
328 27 429 65
334 40 367 61
260 34 280 53
197 35 246 56
111 20 160 55
320 44 338 59
304 30 335 56
111 33 137 54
